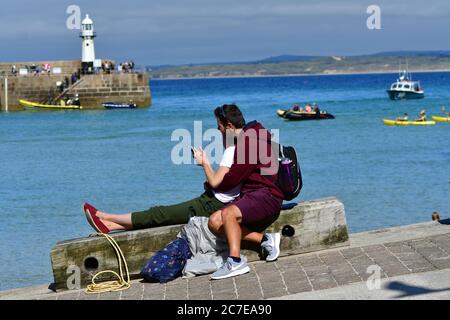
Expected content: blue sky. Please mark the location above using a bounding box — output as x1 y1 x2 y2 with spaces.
1 0 450 65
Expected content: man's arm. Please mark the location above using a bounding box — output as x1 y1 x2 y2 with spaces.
202 163 231 188
193 147 232 188
215 162 255 192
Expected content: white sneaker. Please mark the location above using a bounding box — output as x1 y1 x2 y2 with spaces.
210 257 250 280
261 233 281 262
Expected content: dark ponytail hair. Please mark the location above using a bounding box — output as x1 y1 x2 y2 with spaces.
214 104 246 128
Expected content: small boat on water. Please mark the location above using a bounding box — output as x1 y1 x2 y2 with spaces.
383 119 435 126
386 66 424 100
432 116 450 122
277 109 335 121
19 99 83 110
102 102 137 109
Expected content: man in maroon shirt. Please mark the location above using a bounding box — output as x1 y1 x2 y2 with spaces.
208 105 283 280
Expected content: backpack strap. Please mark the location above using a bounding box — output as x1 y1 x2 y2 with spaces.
279 144 285 159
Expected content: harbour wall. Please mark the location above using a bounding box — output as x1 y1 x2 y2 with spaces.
0 60 151 111
0 60 81 76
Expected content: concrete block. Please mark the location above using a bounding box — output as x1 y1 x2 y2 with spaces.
50 197 349 291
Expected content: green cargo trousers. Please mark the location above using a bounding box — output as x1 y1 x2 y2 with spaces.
131 191 225 229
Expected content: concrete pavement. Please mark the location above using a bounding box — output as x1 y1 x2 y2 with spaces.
1 220 450 300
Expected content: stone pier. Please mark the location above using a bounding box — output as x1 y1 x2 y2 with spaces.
0 60 151 111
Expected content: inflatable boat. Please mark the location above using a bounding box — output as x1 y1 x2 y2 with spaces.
277 109 335 121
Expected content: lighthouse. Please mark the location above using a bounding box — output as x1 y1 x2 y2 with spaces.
80 14 96 74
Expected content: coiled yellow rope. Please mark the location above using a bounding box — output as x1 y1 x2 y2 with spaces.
85 233 131 294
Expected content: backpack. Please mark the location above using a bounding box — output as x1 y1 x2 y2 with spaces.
140 237 192 283
276 144 303 201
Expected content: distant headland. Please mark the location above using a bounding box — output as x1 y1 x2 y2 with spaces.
148 51 450 80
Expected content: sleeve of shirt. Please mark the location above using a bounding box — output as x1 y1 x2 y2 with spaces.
219 146 235 168
216 162 255 192
215 144 256 192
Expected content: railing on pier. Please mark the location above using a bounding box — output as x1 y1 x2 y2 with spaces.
45 77 86 104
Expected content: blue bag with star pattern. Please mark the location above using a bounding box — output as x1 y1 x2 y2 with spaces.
140 237 192 283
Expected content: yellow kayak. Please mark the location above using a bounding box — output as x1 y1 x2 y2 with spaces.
432 116 450 122
19 99 83 110
383 119 436 126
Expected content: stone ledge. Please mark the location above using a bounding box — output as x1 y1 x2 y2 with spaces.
50 197 349 291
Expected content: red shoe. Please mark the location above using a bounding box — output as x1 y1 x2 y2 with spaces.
83 203 110 234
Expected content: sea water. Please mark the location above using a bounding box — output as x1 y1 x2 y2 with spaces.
0 72 449 290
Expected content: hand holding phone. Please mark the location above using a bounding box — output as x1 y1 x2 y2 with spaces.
192 146 206 166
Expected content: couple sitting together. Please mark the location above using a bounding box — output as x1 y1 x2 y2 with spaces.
83 104 283 280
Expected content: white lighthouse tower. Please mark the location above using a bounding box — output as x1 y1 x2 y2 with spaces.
80 14 96 74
